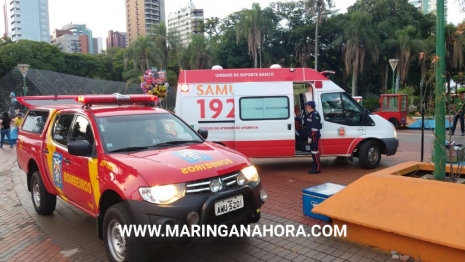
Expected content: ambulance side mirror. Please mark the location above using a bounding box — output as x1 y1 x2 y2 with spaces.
362 109 369 121
198 128 208 139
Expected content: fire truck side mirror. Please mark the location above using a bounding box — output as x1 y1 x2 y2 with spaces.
198 128 208 140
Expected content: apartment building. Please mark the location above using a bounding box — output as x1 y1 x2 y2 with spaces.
408 0 448 21
167 0 204 46
61 23 94 54
125 0 166 44
6 0 50 43
107 30 127 48
50 29 81 53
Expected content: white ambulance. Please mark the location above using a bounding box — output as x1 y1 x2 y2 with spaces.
174 65 399 169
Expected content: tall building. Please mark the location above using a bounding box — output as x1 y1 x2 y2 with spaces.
50 29 81 53
167 0 204 46
92 38 98 54
97 37 104 53
107 30 127 48
61 23 94 54
3 0 7 37
408 0 448 21
6 0 50 43
125 0 166 44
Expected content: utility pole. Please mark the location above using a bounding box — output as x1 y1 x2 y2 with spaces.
314 2 320 71
434 0 446 180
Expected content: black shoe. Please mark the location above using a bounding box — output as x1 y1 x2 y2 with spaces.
450 132 454 135
309 170 321 174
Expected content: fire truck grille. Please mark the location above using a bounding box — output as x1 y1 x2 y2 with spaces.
185 172 240 195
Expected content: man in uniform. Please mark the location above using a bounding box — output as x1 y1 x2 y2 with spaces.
450 91 465 136
295 101 322 174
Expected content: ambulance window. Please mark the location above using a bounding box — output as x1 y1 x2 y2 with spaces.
239 97 289 120
321 92 362 125
51 114 75 146
22 110 49 134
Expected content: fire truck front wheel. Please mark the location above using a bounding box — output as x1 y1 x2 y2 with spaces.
358 140 381 169
103 203 150 262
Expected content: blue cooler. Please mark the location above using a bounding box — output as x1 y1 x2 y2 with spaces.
10 127 18 145
303 183 346 222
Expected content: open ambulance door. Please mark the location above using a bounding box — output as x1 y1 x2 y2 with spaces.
233 81 295 157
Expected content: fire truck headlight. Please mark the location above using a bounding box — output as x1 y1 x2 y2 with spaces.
238 165 259 185
139 183 186 204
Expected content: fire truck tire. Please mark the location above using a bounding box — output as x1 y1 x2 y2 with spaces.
31 171 56 215
103 203 149 262
359 140 381 169
389 118 399 128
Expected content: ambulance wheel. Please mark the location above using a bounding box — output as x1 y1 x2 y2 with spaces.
103 203 150 262
359 141 381 169
389 118 399 128
31 171 56 215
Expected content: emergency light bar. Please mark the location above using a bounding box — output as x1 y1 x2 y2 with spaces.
75 93 158 104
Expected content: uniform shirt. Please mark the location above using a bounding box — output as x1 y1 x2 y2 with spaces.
454 98 465 115
295 110 321 138
309 111 321 138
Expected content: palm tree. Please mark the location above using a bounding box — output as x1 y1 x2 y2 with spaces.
235 3 275 68
149 22 169 69
123 35 163 90
184 34 213 69
445 23 465 92
342 10 379 96
395 25 425 85
304 0 333 70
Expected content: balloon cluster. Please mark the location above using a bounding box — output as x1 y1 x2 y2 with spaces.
140 67 169 99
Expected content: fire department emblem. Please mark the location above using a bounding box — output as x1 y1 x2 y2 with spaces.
172 150 213 163
337 127 346 137
52 152 64 190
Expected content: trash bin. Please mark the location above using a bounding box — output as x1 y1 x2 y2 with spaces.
303 183 346 222
9 127 18 145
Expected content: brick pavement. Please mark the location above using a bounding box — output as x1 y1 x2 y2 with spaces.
0 130 446 262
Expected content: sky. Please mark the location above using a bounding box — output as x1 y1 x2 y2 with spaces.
1 0 464 49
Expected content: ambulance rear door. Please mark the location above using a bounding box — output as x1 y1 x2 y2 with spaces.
234 81 295 157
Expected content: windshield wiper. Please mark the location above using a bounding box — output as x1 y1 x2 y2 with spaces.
109 146 149 153
150 140 203 147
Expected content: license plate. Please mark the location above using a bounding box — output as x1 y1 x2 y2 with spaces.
214 195 244 216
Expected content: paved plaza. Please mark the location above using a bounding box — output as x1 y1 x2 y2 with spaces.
0 130 444 261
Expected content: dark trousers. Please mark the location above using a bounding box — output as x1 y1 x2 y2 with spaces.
310 139 321 172
0 129 13 148
451 114 464 133
295 129 309 151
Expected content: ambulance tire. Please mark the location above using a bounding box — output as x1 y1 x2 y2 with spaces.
359 141 381 169
31 171 56 215
103 203 150 262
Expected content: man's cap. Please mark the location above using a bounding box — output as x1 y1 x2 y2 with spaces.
305 101 316 108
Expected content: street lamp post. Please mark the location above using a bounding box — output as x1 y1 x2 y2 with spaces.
389 59 399 94
17 64 30 112
17 64 30 96
433 0 446 180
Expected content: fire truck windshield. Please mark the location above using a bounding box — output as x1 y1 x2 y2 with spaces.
96 113 203 153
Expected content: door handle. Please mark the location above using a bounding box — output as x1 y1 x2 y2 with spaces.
43 149 49 154
63 158 71 164
288 124 292 130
